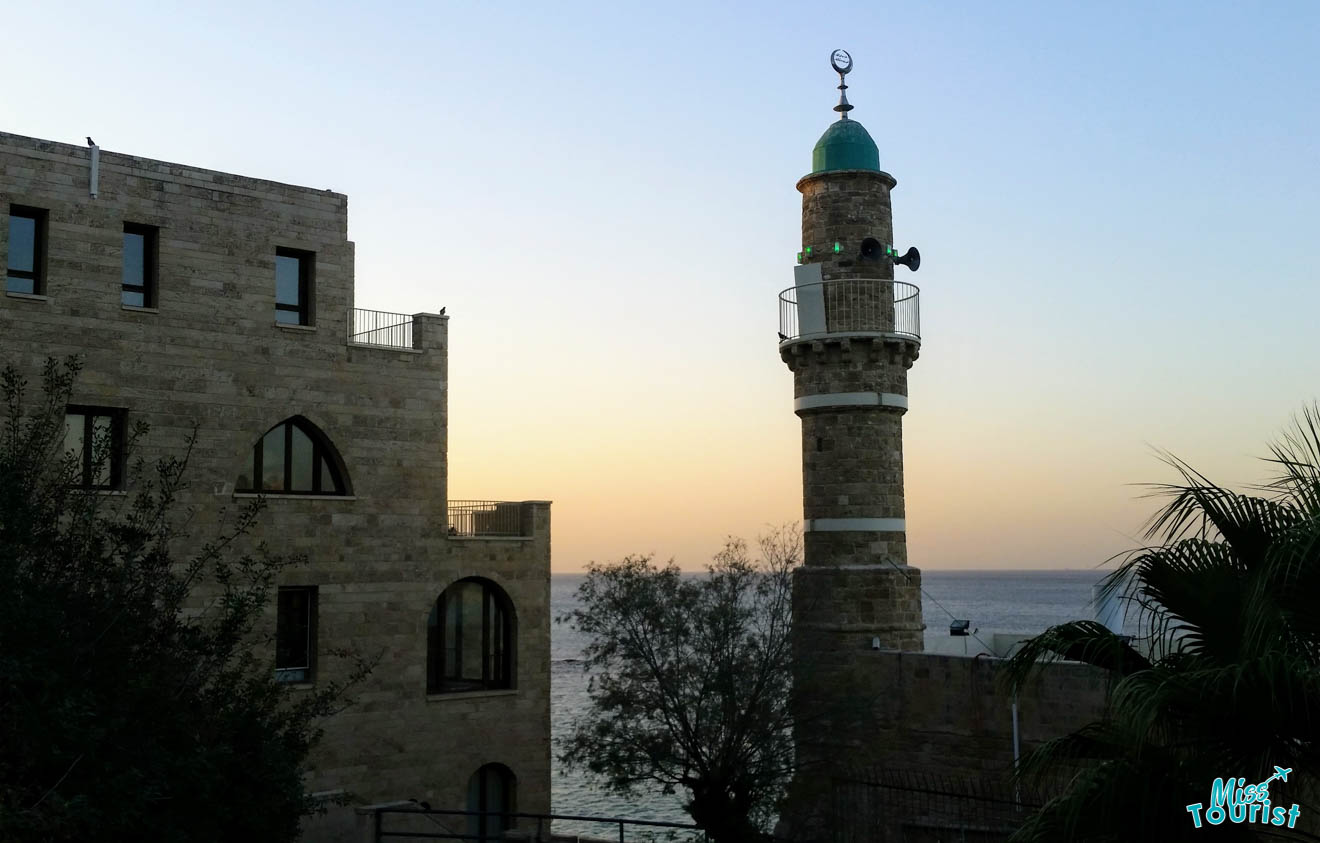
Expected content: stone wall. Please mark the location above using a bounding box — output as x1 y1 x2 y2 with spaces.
785 163 928 826
790 650 1110 841
796 169 896 284
855 651 1109 772
781 142 1106 843
0 132 551 841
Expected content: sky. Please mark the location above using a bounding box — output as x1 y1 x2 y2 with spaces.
4 1 1318 571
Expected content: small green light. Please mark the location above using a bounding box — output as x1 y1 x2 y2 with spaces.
833 241 841 253
804 246 813 257
796 251 803 263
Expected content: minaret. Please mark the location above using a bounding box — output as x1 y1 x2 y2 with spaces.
781 50 925 685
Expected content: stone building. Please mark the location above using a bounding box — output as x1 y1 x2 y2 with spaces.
0 131 551 842
778 59 1108 841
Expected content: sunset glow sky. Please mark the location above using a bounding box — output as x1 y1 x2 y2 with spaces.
5 1 1319 570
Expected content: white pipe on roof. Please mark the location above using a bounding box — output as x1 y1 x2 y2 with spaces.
89 143 100 199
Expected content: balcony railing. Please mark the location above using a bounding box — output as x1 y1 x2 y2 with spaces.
778 279 920 344
447 500 534 538
348 308 414 349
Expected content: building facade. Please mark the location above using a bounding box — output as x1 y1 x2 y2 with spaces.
0 131 551 842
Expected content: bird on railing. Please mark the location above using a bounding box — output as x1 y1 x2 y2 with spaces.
778 332 788 341
86 136 95 146
439 307 446 315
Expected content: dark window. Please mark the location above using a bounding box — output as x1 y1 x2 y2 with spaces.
122 223 158 307
63 406 125 489
236 416 349 495
275 586 317 683
7 205 47 295
466 764 515 843
428 579 514 694
275 247 313 325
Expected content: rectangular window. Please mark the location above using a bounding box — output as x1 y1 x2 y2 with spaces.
274 247 313 325
63 406 125 489
122 223 158 308
7 205 47 295
275 586 317 683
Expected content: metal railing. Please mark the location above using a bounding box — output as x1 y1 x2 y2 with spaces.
828 767 1057 842
447 501 533 538
349 307 415 349
778 279 920 343
372 806 705 843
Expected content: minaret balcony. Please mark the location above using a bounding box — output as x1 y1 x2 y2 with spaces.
778 278 920 347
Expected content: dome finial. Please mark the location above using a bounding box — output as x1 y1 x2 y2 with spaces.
830 49 854 120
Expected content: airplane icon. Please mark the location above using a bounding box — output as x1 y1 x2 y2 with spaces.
1256 766 1293 791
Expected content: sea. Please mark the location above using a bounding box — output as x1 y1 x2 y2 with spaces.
548 568 1110 835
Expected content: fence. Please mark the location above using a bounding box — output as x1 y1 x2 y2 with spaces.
778 279 920 343
370 806 705 843
827 768 1051 843
349 307 415 349
447 501 533 538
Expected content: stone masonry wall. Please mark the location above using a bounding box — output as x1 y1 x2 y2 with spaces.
786 163 928 836
853 651 1108 841
788 169 916 572
797 169 896 283
856 651 1110 773
789 651 1110 841
0 132 551 842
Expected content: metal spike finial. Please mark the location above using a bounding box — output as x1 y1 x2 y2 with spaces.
830 49 853 119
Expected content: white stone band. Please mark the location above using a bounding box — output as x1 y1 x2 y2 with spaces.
794 392 908 413
804 518 906 532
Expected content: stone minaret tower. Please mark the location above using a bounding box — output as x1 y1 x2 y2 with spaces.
781 52 925 698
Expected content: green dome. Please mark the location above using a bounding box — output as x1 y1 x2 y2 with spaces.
811 118 880 174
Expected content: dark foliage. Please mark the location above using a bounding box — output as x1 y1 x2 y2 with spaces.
0 358 368 842
557 530 799 843
1002 407 1320 841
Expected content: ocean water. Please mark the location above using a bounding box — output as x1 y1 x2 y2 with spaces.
549 568 1109 833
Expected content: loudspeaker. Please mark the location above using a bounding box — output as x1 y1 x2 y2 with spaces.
893 246 921 272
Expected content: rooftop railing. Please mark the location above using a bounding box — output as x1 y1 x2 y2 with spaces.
778 278 920 344
348 308 414 349
447 500 535 538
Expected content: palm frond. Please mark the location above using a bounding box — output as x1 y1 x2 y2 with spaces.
1004 407 1320 840
1001 620 1150 693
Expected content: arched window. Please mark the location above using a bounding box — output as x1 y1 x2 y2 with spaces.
236 416 349 495
428 578 513 693
466 764 515 843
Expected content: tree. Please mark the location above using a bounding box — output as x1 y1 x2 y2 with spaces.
0 358 367 843
1002 407 1320 841
557 529 800 843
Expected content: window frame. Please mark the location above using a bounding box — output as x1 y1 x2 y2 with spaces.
239 416 349 496
428 578 514 694
64 405 126 490
122 222 159 308
7 205 48 295
275 586 318 684
274 247 314 326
